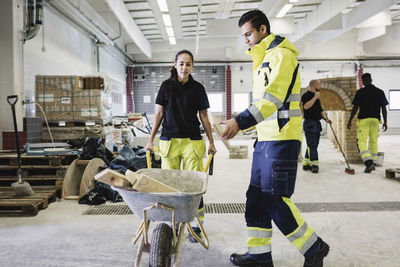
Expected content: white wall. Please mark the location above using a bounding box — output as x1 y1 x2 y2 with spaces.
363 62 400 129
23 5 127 117
98 47 127 116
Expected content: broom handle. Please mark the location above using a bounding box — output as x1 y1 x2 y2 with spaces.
328 122 351 169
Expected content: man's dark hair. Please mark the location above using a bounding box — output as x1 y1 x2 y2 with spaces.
238 9 270 33
362 73 372 85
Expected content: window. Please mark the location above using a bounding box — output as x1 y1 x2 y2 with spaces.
234 93 249 112
389 90 400 110
207 93 223 112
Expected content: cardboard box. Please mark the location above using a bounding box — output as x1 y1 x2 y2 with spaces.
83 76 104 89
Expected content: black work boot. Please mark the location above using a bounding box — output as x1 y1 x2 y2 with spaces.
230 252 274 267
311 166 319 173
188 227 201 243
364 160 375 173
303 165 311 171
303 239 330 267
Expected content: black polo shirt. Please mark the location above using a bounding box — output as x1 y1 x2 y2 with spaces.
301 91 323 120
156 75 209 139
352 84 388 120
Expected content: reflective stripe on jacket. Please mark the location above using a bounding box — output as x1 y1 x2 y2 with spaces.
234 33 302 142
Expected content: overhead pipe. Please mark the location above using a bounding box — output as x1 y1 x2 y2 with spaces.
25 0 43 41
48 0 135 64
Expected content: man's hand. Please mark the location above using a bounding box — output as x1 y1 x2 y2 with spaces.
314 91 320 99
326 119 332 125
347 121 352 130
220 118 240 140
383 122 388 132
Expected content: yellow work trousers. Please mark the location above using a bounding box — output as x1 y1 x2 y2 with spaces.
158 138 206 171
158 138 206 227
357 118 380 163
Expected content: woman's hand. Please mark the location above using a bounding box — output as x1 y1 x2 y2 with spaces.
145 141 153 151
208 143 217 155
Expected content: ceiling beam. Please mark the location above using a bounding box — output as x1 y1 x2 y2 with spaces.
105 0 151 58
293 0 398 45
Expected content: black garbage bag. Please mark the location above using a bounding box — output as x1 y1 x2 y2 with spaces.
79 181 122 205
67 138 86 149
81 137 113 165
110 145 147 171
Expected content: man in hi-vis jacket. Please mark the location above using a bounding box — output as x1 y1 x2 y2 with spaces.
221 10 329 267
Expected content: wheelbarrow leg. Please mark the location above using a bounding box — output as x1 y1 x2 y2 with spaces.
134 235 145 267
186 217 209 249
173 222 186 267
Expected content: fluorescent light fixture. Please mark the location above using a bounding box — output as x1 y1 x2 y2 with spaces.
169 36 176 45
156 0 168 12
162 14 172 27
289 0 298 2
276 4 293 18
166 26 175 37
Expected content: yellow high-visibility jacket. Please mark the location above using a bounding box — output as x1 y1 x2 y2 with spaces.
234 33 302 142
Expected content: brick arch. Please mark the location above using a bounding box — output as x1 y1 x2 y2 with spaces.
319 89 345 111
319 81 352 110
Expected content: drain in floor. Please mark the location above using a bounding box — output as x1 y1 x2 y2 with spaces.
83 201 400 215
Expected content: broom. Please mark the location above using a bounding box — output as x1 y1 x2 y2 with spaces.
328 122 355 175
7 95 35 196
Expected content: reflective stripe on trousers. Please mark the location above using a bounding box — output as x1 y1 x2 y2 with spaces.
356 118 380 162
247 227 272 254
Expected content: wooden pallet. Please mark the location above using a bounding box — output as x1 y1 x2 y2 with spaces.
385 168 400 182
0 176 64 188
45 120 105 127
0 153 76 166
0 186 58 216
0 165 68 180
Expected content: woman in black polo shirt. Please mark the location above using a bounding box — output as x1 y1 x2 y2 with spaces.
145 50 216 241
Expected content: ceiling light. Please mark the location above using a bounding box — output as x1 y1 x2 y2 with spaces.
156 0 168 12
162 14 172 27
166 27 175 37
169 36 176 45
276 4 293 18
289 0 298 3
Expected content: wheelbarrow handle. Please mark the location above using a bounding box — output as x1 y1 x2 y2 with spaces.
7 95 18 106
146 150 152 169
203 152 214 173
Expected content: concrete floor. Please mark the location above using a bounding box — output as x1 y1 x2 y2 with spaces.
1 134 400 267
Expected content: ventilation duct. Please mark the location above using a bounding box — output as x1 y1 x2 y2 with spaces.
25 0 43 41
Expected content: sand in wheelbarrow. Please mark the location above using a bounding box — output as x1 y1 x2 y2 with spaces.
137 169 205 193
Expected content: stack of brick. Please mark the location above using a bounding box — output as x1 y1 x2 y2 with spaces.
35 75 112 124
317 77 362 164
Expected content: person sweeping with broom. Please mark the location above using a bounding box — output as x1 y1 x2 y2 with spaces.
300 80 332 173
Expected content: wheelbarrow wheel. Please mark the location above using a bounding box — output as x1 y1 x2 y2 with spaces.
149 223 172 267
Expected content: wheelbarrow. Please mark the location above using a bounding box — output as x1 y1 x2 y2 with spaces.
112 151 214 267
